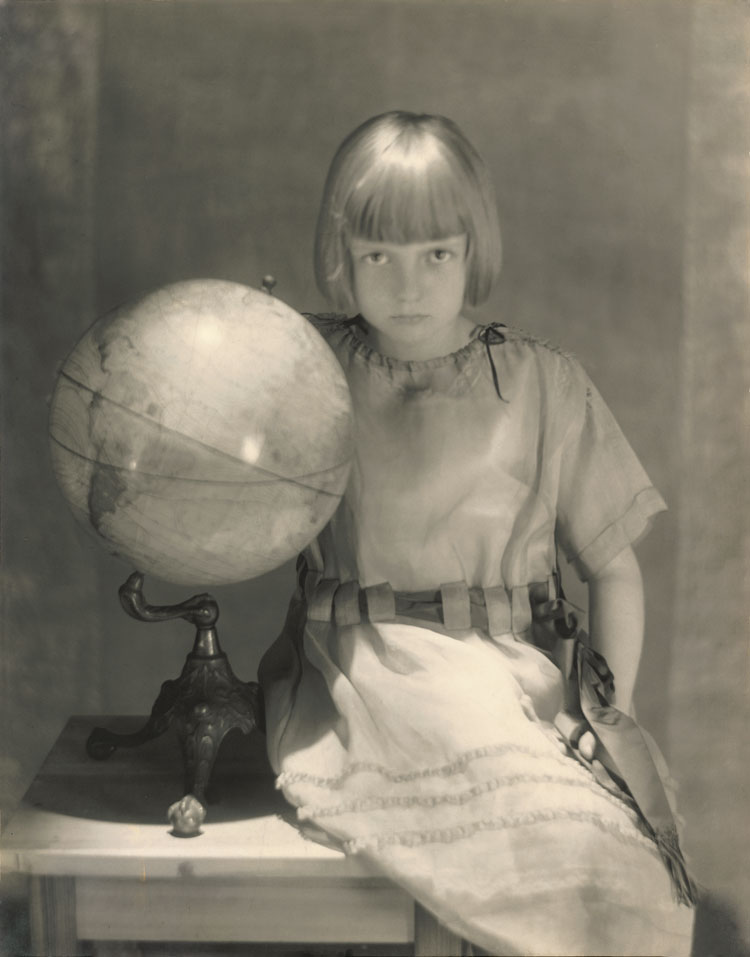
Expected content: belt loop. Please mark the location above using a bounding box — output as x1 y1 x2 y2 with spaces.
308 579 338 622
511 585 533 637
483 585 512 637
334 581 361 626
364 583 396 622
440 581 472 631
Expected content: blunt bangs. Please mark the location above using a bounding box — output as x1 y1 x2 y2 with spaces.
345 153 468 245
315 112 502 312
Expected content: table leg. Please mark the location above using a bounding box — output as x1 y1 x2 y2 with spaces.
414 902 466 956
29 876 80 957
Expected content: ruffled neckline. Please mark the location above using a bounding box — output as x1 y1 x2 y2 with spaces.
340 316 489 373
306 312 509 396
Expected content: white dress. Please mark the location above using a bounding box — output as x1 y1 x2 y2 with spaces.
259 319 695 956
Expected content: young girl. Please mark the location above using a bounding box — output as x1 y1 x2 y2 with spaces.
259 112 695 956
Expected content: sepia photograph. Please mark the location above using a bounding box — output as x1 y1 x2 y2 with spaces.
1 1 747 955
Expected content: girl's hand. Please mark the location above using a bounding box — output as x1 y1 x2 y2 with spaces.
553 710 597 761
577 729 597 761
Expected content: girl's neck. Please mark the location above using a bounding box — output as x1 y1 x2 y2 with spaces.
361 314 477 362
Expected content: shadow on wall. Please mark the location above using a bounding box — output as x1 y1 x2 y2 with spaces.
691 892 750 957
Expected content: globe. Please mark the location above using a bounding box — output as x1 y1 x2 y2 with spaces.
48 279 354 586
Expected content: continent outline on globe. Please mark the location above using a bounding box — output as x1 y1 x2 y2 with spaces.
48 279 354 586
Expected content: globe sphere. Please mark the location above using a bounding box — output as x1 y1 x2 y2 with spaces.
48 279 353 586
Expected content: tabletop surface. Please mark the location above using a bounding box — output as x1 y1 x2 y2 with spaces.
1 716 377 881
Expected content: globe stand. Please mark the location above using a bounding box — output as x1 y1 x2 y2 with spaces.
86 571 264 837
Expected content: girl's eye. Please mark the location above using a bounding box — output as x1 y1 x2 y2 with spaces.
363 252 387 265
429 249 452 263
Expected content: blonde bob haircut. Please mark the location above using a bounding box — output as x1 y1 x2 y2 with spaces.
314 112 502 313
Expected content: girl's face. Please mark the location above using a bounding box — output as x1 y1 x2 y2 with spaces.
349 234 471 360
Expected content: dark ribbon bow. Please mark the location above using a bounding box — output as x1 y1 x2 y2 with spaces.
476 323 508 401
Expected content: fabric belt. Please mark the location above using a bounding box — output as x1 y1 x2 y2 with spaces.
298 557 565 640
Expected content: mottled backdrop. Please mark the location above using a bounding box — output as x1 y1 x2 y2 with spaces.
2 2 747 954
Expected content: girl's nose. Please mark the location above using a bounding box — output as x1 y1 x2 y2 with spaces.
395 263 422 302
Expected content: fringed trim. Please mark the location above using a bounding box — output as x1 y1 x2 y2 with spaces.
297 769 641 822
341 807 660 857
276 741 576 790
300 772 579 818
653 825 698 907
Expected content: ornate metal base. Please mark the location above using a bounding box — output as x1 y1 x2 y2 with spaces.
86 572 264 836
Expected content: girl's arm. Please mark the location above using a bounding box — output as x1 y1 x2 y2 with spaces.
576 544 644 760
586 544 645 715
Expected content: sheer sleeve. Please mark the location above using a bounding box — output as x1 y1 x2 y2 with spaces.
555 360 666 581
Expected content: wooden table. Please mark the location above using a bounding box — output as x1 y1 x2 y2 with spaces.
1 717 464 956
